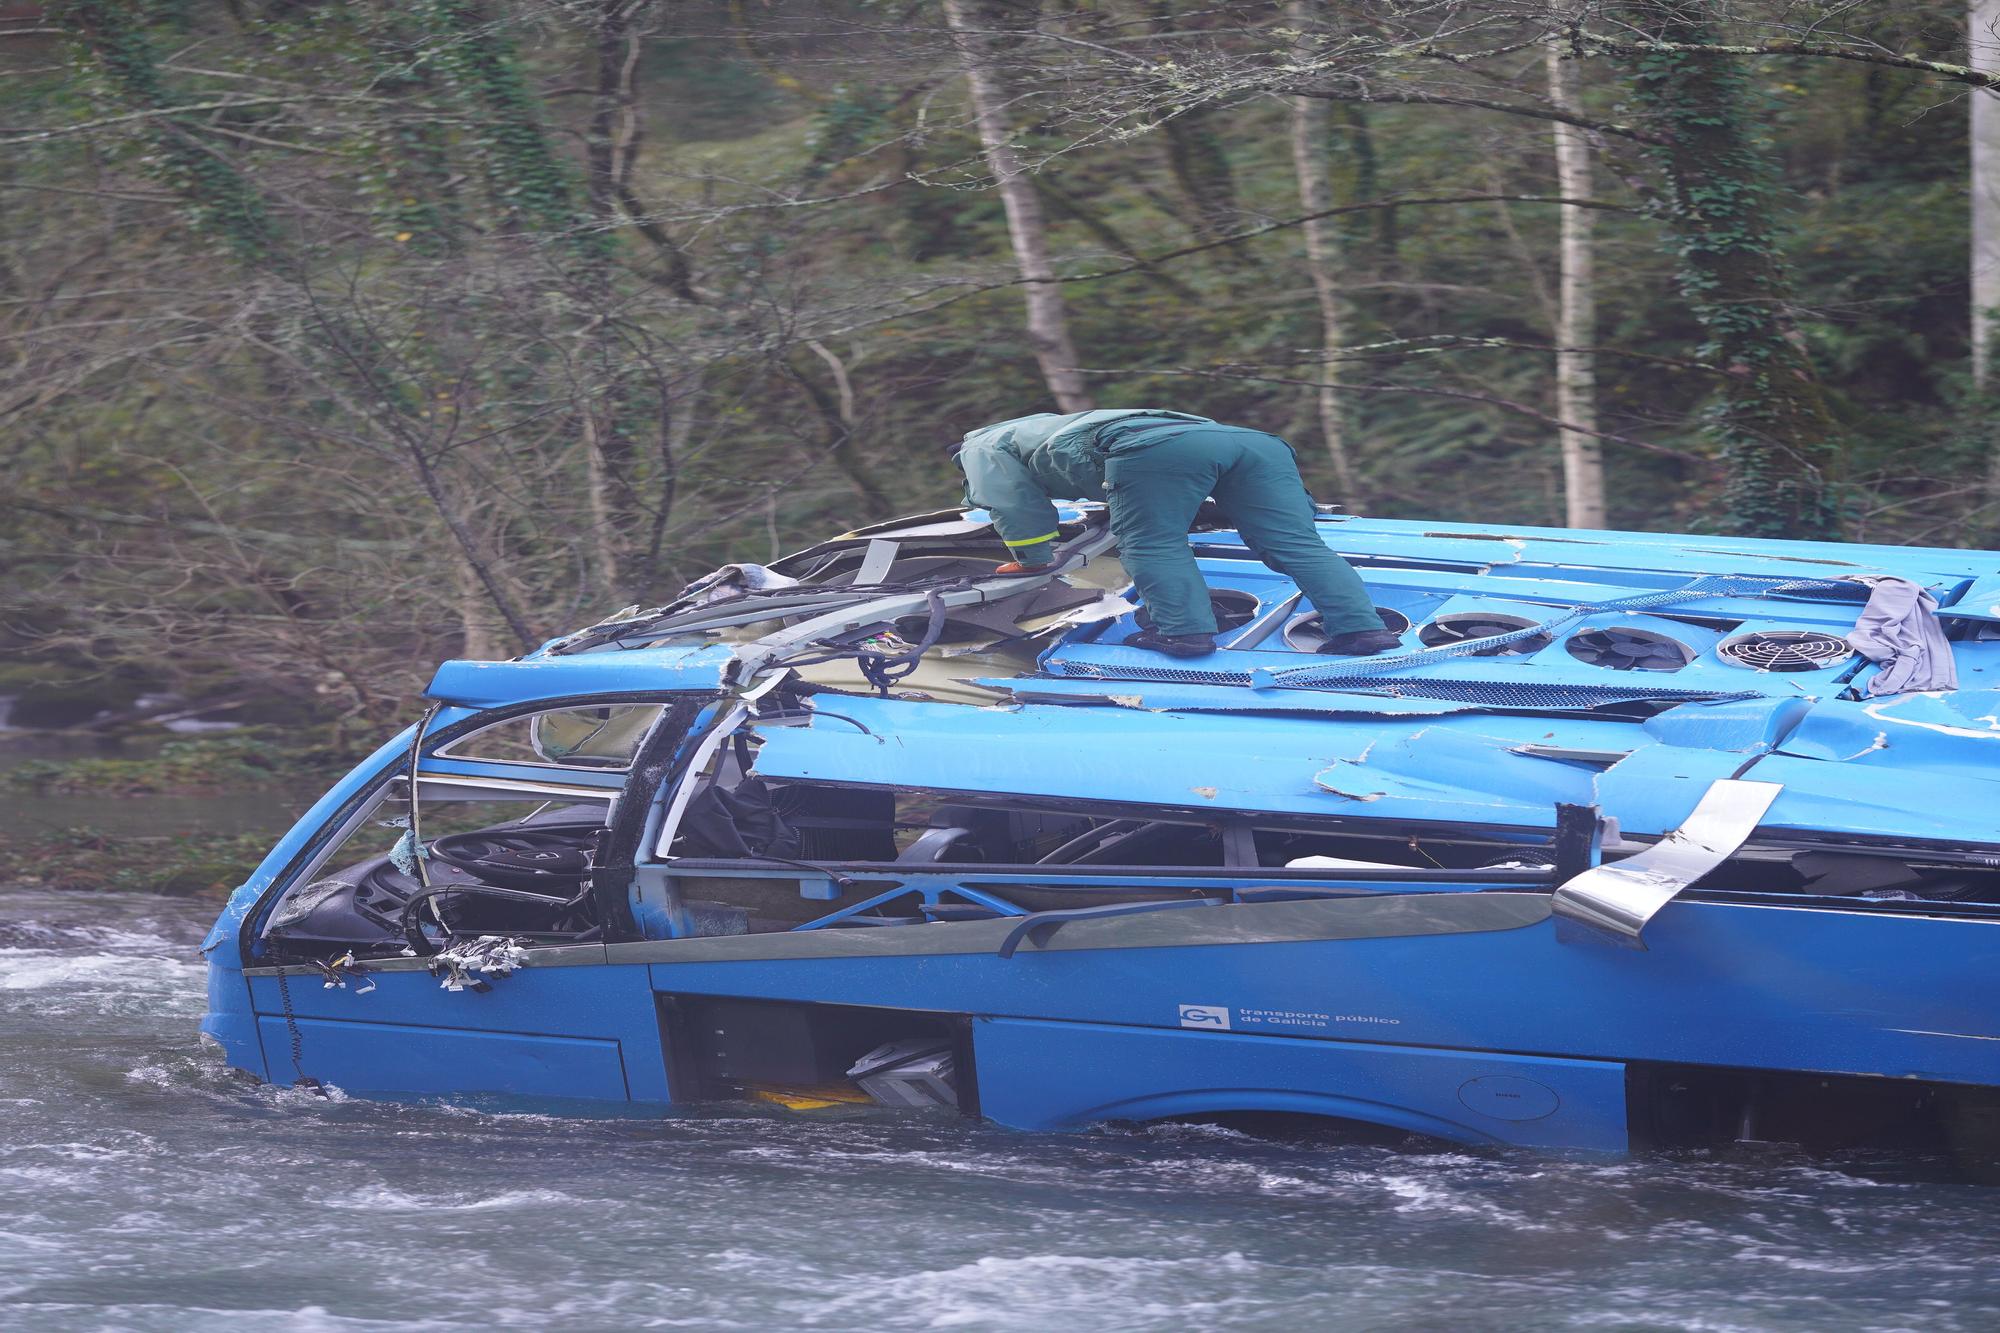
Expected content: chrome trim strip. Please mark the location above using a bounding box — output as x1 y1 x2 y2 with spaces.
1552 778 1783 948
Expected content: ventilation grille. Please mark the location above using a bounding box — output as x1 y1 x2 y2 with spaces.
1416 611 1552 656
1716 628 1852 672
1135 588 1261 633
1335 679 1754 709
1282 606 1410 651
1564 626 1695 672
1051 659 1255 687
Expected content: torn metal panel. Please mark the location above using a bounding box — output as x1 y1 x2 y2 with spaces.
1774 691 2000 785
1511 743 1632 765
1311 727 1597 817
726 524 1120 683
1590 745 1752 835
853 539 902 586
1638 697 1810 754
675 562 801 608
1553 779 1783 947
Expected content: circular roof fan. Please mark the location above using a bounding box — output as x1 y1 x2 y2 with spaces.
1135 588 1262 633
1716 628 1852 672
1565 626 1694 672
1284 606 1410 651
1415 611 1553 657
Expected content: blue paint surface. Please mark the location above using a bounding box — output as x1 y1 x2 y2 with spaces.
972 1017 1628 1151
255 1016 635 1102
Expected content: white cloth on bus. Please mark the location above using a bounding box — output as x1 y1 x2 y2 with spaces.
1846 576 1957 695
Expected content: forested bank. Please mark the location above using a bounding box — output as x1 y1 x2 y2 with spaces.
4 1 1997 734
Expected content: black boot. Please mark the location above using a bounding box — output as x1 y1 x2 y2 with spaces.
1317 628 1402 656
1125 629 1217 658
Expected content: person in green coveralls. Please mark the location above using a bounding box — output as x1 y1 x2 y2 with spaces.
953 409 1399 658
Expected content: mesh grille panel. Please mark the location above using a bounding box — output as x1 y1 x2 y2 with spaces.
1049 659 1255 686
1342 680 1758 708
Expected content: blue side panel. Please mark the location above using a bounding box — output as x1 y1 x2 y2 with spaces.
972 1017 1629 1151
644 901 2000 1087
255 1017 630 1102
201 961 267 1082
246 961 671 1102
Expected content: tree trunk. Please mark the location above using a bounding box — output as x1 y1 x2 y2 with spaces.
1624 3 1841 540
1980 1 2000 392
1163 108 1246 261
453 554 508 662
579 0 661 599
580 408 626 595
1974 0 2000 521
1547 38 1606 529
1285 1 1358 502
941 0 1093 412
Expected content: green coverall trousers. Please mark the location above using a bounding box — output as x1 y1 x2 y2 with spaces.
1103 424 1379 638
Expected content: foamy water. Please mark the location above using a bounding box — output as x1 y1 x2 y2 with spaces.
3 887 1998 1331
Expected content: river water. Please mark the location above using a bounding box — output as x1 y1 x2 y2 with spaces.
4 887 2000 1331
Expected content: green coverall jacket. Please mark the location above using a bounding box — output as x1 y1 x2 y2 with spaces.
955 410 1381 639
955 409 1211 565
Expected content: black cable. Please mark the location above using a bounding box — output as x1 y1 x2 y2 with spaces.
856 590 950 695
273 965 322 1093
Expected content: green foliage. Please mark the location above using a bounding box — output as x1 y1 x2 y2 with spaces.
1625 31 1840 540
56 0 274 259
4 0 1992 726
0 825 279 896
3 731 366 798
416 0 607 262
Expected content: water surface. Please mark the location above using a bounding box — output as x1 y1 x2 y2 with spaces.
4 887 1998 1331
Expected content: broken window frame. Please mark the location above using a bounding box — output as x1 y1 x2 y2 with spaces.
431 702 668 773
642 754 1557 937
645 744 2000 935
245 693 702 959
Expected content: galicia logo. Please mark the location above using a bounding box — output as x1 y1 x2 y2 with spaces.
1178 1004 1231 1030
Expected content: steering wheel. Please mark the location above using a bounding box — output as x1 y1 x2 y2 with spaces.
426 822 603 893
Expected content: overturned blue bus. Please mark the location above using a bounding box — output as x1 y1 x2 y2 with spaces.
200 506 2000 1156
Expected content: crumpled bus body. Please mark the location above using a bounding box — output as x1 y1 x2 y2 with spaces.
201 507 2000 1156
